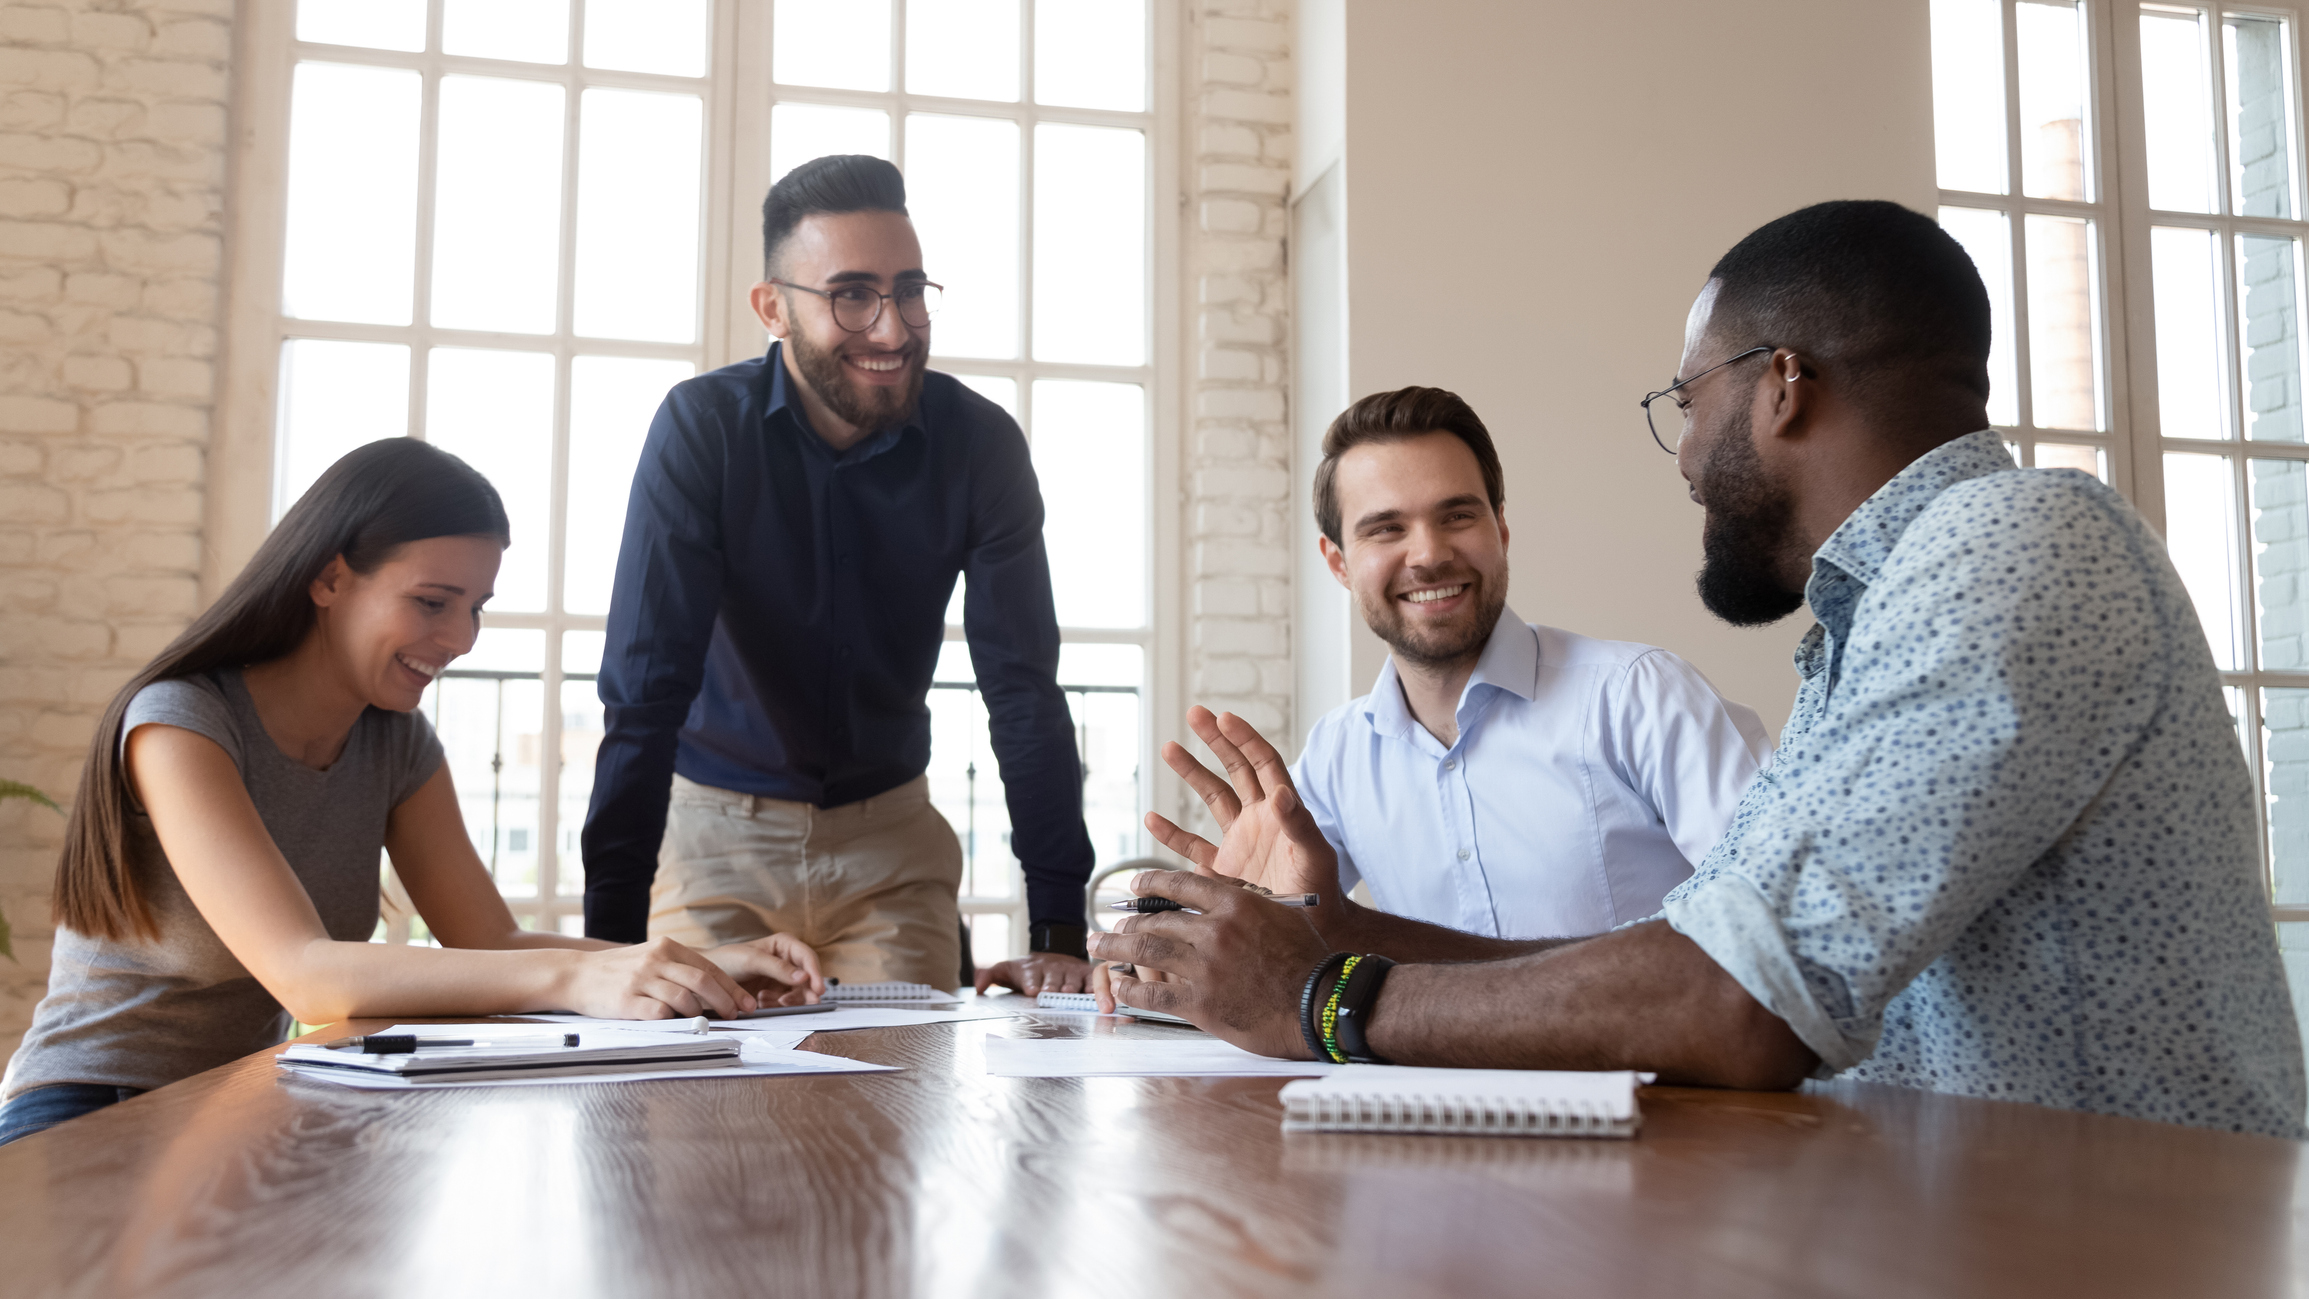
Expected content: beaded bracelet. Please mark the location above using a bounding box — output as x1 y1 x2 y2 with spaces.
1297 952 1352 1061
1331 953 1396 1064
1318 955 1363 1064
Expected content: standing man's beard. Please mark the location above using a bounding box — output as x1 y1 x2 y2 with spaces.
788 328 927 433
1358 565 1510 672
1694 404 1807 627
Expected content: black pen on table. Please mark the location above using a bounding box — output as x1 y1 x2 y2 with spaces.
322 1033 582 1054
1106 893 1319 914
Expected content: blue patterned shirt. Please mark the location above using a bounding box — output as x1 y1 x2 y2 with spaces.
1661 430 2306 1137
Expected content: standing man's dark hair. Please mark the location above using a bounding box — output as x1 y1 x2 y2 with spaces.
761 155 909 276
1701 199 1992 440
1313 386 1507 547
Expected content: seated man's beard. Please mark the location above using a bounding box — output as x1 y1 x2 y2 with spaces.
1694 407 1806 627
1360 570 1509 671
790 329 926 433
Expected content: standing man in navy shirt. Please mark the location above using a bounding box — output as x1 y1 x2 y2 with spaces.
582 155 1096 994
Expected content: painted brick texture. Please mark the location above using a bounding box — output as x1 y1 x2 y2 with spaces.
1184 0 1293 778
0 0 229 1059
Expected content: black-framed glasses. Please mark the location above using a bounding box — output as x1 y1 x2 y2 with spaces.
771 278 943 332
1639 345 1773 454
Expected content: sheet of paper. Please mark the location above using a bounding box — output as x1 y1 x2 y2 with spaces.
980 1035 1339 1078
375 1023 814 1052
704 1003 1022 1034
279 1048 895 1091
523 1002 1019 1036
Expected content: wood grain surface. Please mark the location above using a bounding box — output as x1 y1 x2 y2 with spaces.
0 1007 2299 1298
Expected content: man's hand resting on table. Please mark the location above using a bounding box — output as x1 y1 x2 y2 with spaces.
1089 870 1331 1060
976 952 1095 996
704 933 826 1006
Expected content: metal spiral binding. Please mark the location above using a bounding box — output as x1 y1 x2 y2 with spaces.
1284 1093 1623 1135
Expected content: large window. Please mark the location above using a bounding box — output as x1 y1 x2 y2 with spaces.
1932 0 2309 1036
238 0 1168 953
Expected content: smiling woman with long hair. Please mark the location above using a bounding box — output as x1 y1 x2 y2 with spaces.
0 439 821 1145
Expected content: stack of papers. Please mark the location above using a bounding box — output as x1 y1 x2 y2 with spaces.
278 1024 897 1090
280 1026 735 1085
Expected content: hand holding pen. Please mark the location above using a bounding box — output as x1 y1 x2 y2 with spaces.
1107 893 1319 915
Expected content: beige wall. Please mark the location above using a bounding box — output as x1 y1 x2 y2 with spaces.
0 0 231 1058
1300 0 1938 734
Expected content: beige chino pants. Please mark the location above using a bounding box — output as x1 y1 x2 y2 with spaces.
650 773 965 992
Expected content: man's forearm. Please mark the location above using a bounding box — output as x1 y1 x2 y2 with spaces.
1317 899 1573 964
1359 920 1818 1088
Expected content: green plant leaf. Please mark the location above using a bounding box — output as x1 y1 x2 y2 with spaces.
0 780 61 815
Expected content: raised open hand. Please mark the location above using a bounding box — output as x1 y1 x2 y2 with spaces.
1143 707 1341 900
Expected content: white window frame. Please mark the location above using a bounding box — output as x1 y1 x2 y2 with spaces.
1938 0 2309 923
1937 0 2140 492
213 1 1182 947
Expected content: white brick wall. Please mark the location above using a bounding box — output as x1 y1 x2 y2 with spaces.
1184 0 1294 753
0 0 230 1057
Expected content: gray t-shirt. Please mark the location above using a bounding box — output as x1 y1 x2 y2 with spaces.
3 669 443 1098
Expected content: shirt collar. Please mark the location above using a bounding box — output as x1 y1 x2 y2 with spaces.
1361 606 1534 743
1807 429 2014 596
764 340 918 466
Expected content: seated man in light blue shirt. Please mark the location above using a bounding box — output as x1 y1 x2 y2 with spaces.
1274 385 1770 941
1096 200 2306 1138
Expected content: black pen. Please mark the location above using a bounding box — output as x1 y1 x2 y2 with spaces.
1107 893 1319 913
322 1033 581 1054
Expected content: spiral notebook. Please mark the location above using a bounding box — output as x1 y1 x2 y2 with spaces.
1033 991 1199 1028
1277 1066 1650 1138
826 980 958 1002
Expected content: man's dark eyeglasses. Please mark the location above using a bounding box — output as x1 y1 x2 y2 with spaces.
1639 345 1774 454
770 278 943 332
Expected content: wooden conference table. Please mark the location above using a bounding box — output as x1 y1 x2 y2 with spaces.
0 1007 2301 1298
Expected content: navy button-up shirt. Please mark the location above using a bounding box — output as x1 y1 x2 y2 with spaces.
581 344 1094 942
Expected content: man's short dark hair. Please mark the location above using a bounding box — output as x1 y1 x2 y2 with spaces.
1313 387 1506 548
761 155 909 275
1705 200 1992 424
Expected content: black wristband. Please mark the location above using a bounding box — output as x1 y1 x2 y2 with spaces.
1298 952 1353 1061
1330 954 1396 1064
1029 920 1089 960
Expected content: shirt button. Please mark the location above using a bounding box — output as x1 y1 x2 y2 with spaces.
1442 758 1457 771
1457 849 1471 861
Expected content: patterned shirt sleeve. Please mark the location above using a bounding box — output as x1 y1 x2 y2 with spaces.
1664 472 2168 1069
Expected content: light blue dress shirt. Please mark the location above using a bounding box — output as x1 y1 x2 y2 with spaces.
1662 430 2306 1137
1293 611 1772 940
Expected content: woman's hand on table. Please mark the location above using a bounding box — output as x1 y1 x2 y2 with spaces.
562 937 758 1019
706 933 827 1005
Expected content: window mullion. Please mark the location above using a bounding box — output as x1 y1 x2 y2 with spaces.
532 2 591 926
406 6 446 442
1019 0 1038 440
2002 1 2039 453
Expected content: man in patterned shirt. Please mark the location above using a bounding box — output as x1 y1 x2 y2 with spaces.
1093 200 2307 1137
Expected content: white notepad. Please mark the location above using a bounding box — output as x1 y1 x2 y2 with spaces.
1034 991 1198 1028
827 981 957 1002
1277 1067 1649 1138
